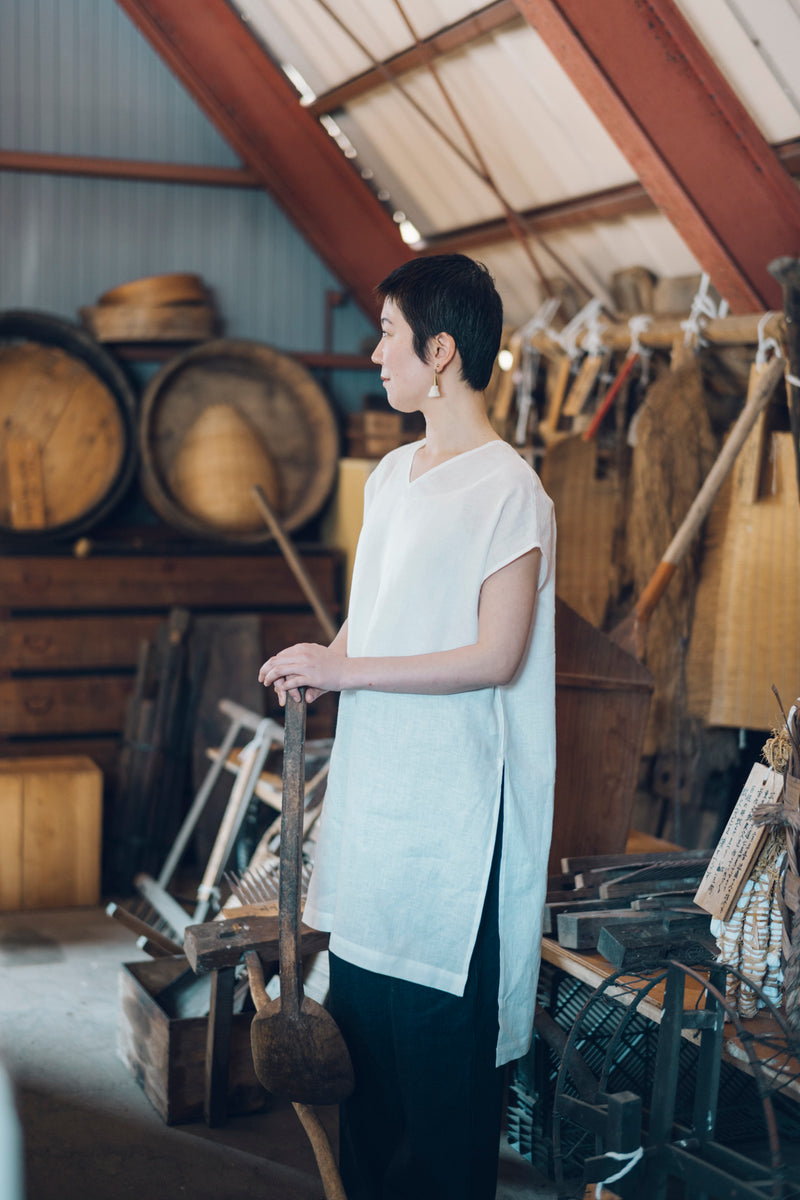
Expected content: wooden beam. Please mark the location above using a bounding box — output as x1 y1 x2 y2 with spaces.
512 0 800 312
0 149 260 188
307 0 521 115
115 0 405 317
422 181 655 254
415 136 800 256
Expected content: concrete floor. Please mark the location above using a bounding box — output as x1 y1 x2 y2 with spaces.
0 906 557 1200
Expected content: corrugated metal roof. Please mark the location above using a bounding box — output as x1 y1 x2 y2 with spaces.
674 0 800 141
229 0 800 323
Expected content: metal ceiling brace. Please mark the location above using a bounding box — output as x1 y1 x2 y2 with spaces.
512 0 800 312
115 0 406 318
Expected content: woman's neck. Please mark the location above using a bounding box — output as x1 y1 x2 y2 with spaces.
411 387 500 479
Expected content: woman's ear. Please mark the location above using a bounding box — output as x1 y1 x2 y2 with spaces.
431 332 456 370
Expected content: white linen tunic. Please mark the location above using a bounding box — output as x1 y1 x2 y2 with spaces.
303 438 556 1065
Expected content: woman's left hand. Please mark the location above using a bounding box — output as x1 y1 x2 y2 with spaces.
258 642 347 705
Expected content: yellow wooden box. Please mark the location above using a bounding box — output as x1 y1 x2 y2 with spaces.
0 755 102 911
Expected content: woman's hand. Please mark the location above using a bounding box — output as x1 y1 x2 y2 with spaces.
258 642 348 706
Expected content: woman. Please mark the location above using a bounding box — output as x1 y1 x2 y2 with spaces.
259 253 556 1200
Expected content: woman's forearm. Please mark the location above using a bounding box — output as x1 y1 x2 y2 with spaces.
259 550 540 701
339 642 517 694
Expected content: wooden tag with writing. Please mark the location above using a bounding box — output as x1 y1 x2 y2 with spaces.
694 762 782 921
7 436 46 529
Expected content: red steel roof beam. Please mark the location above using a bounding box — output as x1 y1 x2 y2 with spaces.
115 0 405 318
512 0 800 312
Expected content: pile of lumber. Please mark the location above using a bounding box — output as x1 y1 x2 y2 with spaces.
105 607 206 892
545 849 716 969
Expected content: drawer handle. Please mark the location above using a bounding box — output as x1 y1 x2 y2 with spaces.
23 696 54 716
22 634 53 655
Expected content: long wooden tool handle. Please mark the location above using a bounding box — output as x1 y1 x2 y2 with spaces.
252 485 338 642
292 1102 349 1200
279 690 307 1019
632 353 784 628
581 351 638 442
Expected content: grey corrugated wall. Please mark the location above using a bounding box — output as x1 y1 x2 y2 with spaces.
0 0 378 409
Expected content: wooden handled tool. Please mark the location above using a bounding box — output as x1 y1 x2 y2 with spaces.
246 949 348 1200
252 485 338 642
247 691 354 1105
611 353 785 658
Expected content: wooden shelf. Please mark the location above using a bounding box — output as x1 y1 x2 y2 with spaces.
0 549 343 779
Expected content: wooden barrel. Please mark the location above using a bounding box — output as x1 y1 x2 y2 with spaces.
0 310 138 543
139 339 340 543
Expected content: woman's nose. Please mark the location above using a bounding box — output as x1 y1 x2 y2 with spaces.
371 341 382 364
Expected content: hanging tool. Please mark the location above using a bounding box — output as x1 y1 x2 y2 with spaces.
611 353 785 658
582 315 652 442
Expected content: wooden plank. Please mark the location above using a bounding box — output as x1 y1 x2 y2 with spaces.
0 772 23 909
543 895 632 936
598 871 707 900
0 614 162 670
577 856 710 890
596 915 716 970
184 914 328 975
205 966 235 1127
561 849 709 874
6 437 46 529
557 907 666 950
0 552 341 610
0 676 132 735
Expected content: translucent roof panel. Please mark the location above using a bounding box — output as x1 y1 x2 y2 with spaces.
229 0 798 325
673 0 800 142
236 0 489 94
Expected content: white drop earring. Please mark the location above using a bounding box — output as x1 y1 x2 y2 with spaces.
428 368 440 398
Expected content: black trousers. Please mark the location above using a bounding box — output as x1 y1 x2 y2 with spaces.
327 808 506 1200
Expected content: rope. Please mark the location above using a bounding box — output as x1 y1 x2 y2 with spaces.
594 1146 644 1197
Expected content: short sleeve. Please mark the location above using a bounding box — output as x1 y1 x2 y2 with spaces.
483 468 555 588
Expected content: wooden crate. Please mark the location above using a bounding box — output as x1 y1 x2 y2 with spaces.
118 956 267 1125
0 755 102 910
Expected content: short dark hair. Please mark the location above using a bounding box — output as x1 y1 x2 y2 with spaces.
375 254 503 392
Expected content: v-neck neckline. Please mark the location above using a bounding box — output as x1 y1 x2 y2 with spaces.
407 438 504 484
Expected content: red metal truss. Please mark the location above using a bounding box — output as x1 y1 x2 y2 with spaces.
513 0 800 312
115 0 405 318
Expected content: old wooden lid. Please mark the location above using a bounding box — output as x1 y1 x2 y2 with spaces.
140 339 340 542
